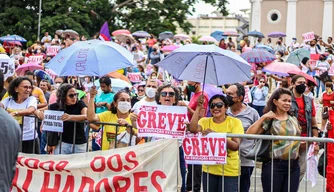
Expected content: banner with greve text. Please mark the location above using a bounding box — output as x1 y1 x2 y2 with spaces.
183 133 227 165
11 139 180 192
136 105 188 138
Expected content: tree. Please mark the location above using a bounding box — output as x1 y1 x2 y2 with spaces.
0 0 229 41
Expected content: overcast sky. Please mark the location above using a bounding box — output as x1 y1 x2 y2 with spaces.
192 0 251 16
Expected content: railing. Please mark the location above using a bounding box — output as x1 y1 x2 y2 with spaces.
20 115 334 192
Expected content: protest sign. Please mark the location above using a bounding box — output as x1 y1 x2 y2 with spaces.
0 54 15 79
182 132 227 165
302 32 315 43
136 105 187 138
28 55 43 64
244 86 251 104
42 110 64 132
47 46 60 56
11 139 180 192
128 72 142 83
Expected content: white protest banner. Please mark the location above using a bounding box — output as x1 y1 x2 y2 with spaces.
137 105 187 138
182 132 227 165
128 72 142 83
302 31 315 43
0 54 15 79
47 46 60 56
244 86 251 104
28 55 43 64
11 139 180 192
42 110 64 132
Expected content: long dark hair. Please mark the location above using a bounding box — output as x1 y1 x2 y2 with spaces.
56 83 75 110
209 94 228 116
263 88 292 115
8 77 33 101
155 84 180 105
110 90 131 114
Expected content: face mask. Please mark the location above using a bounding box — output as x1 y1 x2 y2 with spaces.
226 95 235 106
151 76 157 79
250 72 255 76
54 83 61 89
117 101 131 114
295 84 306 94
84 78 89 83
153 48 157 52
137 95 145 100
256 70 262 75
145 87 156 98
275 55 280 59
187 85 196 92
37 50 41 53
277 42 281 46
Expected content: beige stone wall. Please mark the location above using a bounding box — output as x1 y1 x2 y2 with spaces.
261 0 287 39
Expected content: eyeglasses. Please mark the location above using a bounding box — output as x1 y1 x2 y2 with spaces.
67 93 79 98
20 86 33 90
138 89 145 92
160 92 175 97
210 102 224 109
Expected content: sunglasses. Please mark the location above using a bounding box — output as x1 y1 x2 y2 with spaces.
67 93 79 98
210 102 224 109
138 89 145 92
20 86 33 90
260 81 265 83
160 92 175 97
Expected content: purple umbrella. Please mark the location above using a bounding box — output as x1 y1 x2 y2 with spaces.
267 31 286 38
241 49 276 63
203 84 223 99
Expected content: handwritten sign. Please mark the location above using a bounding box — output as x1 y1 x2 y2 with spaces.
302 32 315 43
182 132 227 165
137 105 187 138
47 46 60 56
28 56 43 64
244 86 251 103
0 54 15 79
42 110 64 132
128 72 142 83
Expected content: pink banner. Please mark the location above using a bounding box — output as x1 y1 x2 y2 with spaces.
302 32 315 43
47 46 60 56
128 72 142 83
27 56 43 64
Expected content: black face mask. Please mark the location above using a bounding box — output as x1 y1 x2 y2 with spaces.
153 48 157 52
295 84 306 94
226 95 235 106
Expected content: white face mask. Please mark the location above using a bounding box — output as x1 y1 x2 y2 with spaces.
54 83 61 89
145 87 156 98
117 101 131 114
37 50 41 53
84 78 89 83
256 70 262 75
275 55 280 59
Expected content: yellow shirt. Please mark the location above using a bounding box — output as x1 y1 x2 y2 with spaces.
2 87 46 104
198 116 244 176
97 111 132 150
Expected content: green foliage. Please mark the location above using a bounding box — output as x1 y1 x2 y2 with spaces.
0 0 229 41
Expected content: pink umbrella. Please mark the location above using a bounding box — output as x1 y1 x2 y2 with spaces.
16 62 43 76
263 61 301 76
199 36 217 43
161 45 180 52
223 31 239 37
112 29 131 36
45 68 57 79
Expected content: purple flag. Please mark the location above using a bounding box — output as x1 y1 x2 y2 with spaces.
99 22 111 41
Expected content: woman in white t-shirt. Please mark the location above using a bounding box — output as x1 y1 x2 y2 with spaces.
0 77 38 154
299 57 312 74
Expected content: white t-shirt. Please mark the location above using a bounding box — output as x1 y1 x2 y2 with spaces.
133 50 145 66
1 96 37 141
132 98 157 114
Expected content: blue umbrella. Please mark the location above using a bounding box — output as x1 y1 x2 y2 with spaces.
247 30 265 38
159 31 174 40
0 35 27 42
157 44 251 85
241 49 276 63
254 45 275 54
46 39 134 76
210 31 227 41
34 70 54 85
132 31 150 38
286 48 310 66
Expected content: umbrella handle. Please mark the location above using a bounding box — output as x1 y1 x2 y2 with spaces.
202 55 209 96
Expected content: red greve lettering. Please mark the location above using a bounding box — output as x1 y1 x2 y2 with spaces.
76 48 89 71
183 137 227 156
138 111 186 130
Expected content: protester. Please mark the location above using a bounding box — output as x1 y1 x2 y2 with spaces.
0 71 22 191
219 38 227 49
289 75 319 182
320 81 334 130
0 77 39 154
150 44 162 64
299 57 312 75
189 94 243 192
247 88 301 192
131 83 145 106
39 80 51 102
225 83 260 192
315 54 330 97
41 31 52 47
132 79 158 113
46 83 87 154
24 71 47 109
83 76 93 92
250 77 268 116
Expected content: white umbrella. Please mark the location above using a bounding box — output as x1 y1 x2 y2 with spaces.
62 29 79 38
174 34 191 40
115 34 136 44
198 36 218 43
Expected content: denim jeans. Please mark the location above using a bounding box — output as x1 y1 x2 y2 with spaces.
316 78 325 97
261 159 300 192
240 166 254 192
179 147 186 192
54 142 87 154
202 172 238 192
252 105 265 117
40 131 47 154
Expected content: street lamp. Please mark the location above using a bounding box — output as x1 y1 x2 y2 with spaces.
37 0 42 41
